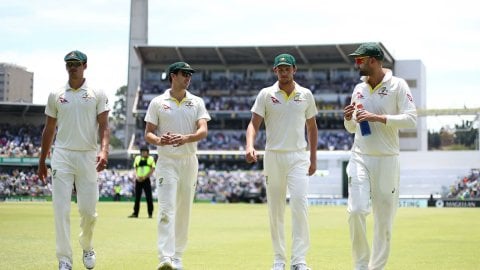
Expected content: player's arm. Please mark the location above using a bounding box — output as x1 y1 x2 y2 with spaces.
38 116 57 183
96 110 110 172
385 80 417 129
191 118 209 141
145 122 162 146
344 100 357 133
245 113 263 163
306 116 318 176
145 122 175 146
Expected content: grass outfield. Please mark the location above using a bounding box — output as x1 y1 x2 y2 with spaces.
1 202 479 270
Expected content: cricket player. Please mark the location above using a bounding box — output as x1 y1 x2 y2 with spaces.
343 43 417 270
144 62 210 270
38 50 110 270
245 53 318 270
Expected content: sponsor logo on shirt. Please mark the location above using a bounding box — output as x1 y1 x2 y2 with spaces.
184 100 194 108
378 87 388 97
270 96 281 104
293 93 306 102
355 92 365 100
407 93 414 102
82 92 94 101
162 104 171 111
58 95 69 104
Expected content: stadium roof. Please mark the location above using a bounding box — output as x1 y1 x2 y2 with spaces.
0 102 45 115
134 42 394 67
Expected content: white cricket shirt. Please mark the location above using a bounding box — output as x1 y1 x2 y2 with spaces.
344 69 417 156
145 89 211 157
251 81 317 151
45 80 110 151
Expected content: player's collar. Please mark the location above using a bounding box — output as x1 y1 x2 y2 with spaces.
65 79 88 91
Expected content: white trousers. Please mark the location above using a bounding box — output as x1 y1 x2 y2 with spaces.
155 154 198 261
346 152 400 270
51 148 99 263
264 150 310 266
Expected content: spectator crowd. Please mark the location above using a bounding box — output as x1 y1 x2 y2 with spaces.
4 166 480 202
0 167 266 204
446 169 479 199
0 124 42 158
1 70 361 203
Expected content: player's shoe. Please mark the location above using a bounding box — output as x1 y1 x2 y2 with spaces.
172 257 183 270
128 213 138 218
58 260 72 270
271 262 285 270
291 263 311 270
82 249 96 269
157 257 173 270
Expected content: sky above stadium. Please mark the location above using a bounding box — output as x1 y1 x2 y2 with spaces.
0 0 479 129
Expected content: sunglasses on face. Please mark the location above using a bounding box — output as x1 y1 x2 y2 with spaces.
354 56 370 65
180 71 192 77
66 61 83 68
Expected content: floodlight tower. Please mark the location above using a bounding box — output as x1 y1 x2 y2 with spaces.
125 0 148 148
476 112 480 151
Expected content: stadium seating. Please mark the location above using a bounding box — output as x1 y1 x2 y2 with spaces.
0 69 359 202
446 168 479 199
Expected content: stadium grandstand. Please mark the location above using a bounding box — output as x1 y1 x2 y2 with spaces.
1 0 479 206
122 36 434 201
129 44 378 153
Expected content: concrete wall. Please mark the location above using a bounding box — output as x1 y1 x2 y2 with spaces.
395 60 428 151
310 150 479 197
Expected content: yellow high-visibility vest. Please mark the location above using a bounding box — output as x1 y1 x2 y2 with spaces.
133 155 155 178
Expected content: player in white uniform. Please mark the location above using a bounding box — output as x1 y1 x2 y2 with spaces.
246 54 318 270
343 43 417 270
144 62 210 270
38 50 110 270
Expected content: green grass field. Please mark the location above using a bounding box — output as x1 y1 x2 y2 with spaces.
1 202 479 270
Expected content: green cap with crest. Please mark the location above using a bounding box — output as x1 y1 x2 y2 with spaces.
273 53 296 68
64 50 87 62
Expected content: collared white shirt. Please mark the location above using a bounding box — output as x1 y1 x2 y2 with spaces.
145 89 211 156
251 81 317 151
45 80 110 151
344 69 417 156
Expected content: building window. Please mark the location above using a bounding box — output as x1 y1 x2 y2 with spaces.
406 79 417 88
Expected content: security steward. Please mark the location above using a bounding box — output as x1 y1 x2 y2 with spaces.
129 145 155 218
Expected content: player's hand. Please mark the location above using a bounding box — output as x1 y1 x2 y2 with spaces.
159 132 174 145
308 162 316 176
170 133 187 147
245 147 257 163
356 108 375 122
344 102 356 121
37 160 48 184
96 151 108 172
